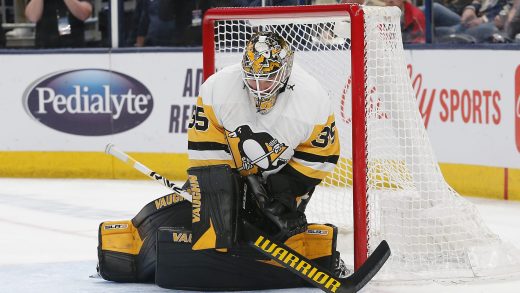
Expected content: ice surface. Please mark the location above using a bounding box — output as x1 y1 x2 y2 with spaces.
1 178 519 292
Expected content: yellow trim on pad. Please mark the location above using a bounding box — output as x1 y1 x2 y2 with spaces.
100 220 143 255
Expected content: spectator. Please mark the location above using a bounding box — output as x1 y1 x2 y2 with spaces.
0 25 5 48
495 0 520 40
432 0 508 42
339 0 386 5
384 0 426 43
133 0 176 46
462 0 508 41
0 32 5 48
462 0 509 24
98 0 135 47
440 0 473 15
507 0 520 40
0 10 5 48
155 0 212 46
25 0 93 48
162 0 298 47
214 0 298 6
427 3 462 28
421 3 469 42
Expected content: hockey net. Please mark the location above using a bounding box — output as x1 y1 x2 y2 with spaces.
202 4 520 281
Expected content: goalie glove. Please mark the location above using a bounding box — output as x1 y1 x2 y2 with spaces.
263 201 307 239
245 175 270 210
244 175 307 240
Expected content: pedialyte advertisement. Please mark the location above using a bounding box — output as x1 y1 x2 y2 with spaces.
23 69 153 136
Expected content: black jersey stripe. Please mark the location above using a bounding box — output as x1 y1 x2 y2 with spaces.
283 164 322 186
188 141 230 153
293 151 339 164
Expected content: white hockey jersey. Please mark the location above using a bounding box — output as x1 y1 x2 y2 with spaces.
188 63 339 186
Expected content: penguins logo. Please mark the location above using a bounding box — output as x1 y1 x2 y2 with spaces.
227 125 288 174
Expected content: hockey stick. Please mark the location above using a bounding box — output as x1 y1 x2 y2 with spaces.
105 143 390 293
105 143 191 202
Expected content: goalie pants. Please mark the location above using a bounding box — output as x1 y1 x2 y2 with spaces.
155 226 312 291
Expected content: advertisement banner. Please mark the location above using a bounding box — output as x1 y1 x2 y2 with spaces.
0 50 519 170
0 52 201 153
405 50 520 169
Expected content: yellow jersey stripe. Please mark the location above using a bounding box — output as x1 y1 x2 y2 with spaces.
288 160 331 180
295 114 340 157
189 159 235 168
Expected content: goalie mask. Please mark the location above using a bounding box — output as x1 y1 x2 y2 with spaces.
242 31 294 114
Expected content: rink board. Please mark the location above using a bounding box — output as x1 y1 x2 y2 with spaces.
0 151 518 201
0 49 519 200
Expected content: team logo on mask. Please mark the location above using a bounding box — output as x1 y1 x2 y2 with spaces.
226 125 288 175
242 33 291 75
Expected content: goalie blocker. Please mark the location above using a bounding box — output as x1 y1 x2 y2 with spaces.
98 164 346 290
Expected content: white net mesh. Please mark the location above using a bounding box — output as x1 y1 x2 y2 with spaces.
209 5 520 280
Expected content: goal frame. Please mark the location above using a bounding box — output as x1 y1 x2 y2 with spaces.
202 3 370 271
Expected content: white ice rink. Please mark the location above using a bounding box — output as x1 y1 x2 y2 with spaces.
1 178 519 293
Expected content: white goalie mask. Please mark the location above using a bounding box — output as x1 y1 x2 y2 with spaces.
241 31 294 114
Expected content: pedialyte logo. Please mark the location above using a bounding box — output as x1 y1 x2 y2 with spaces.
23 69 153 136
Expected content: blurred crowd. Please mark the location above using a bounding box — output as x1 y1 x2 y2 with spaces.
394 0 520 43
0 0 519 49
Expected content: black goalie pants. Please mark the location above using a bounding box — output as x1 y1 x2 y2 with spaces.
155 202 311 291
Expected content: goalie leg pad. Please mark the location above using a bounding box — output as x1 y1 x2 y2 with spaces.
131 194 192 280
97 195 191 282
97 220 142 282
188 164 242 250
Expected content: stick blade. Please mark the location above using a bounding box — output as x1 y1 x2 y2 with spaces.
338 240 391 293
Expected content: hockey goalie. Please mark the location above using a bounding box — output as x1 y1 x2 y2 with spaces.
97 31 350 290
